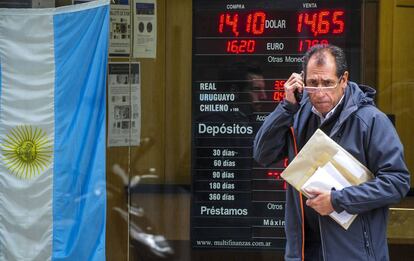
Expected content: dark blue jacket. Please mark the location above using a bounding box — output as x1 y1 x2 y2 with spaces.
253 82 410 261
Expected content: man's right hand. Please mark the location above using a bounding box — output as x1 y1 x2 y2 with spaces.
284 72 304 104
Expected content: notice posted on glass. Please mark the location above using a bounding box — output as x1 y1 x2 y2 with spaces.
108 62 141 147
109 0 131 56
133 0 157 58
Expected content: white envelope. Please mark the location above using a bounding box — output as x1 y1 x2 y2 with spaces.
301 162 354 226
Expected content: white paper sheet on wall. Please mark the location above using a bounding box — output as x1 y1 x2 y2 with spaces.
133 0 157 58
107 62 141 147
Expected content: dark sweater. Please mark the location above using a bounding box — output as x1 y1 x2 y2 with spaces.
302 96 346 260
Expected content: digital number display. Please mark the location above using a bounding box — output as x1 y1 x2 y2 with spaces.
273 80 286 102
226 39 256 54
219 11 266 36
216 10 345 54
192 0 362 251
219 11 265 54
297 10 345 36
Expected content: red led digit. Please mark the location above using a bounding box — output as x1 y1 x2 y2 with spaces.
246 40 255 53
232 40 239 53
239 40 247 53
218 14 225 33
228 40 236 53
299 39 303 51
252 11 266 35
317 11 330 35
297 13 303 32
246 14 252 33
304 13 318 36
332 10 345 34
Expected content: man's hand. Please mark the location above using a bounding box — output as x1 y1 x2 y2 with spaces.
284 71 304 104
305 188 334 216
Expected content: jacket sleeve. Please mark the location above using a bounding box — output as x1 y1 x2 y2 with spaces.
331 111 411 214
253 100 299 166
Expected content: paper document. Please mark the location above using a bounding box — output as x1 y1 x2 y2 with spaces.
301 162 354 225
281 129 374 229
333 150 366 179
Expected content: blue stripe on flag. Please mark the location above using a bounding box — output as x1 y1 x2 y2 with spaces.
53 4 109 261
0 57 1 106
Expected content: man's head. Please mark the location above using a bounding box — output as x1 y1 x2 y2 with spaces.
247 71 267 111
302 45 349 115
238 64 267 112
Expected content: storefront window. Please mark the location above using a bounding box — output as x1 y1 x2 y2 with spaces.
1 0 412 260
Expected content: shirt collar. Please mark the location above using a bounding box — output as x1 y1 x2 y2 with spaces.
311 94 345 124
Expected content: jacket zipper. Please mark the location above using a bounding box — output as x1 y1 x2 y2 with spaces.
289 127 305 261
361 217 372 258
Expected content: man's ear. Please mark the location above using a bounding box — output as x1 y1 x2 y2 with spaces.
342 71 349 88
343 71 349 81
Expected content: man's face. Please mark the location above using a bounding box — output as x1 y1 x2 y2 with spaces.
247 73 267 111
305 52 348 115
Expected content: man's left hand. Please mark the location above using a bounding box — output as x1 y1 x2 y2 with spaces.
305 188 334 216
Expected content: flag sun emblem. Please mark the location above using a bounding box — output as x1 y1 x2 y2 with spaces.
1 125 52 179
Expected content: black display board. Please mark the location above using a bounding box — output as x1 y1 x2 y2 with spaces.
191 0 362 250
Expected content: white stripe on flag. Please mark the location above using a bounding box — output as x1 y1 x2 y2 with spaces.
0 12 54 261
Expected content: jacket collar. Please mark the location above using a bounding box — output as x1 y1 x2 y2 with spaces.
294 81 376 140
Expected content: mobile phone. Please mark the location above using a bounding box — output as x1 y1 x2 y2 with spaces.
294 89 302 102
294 71 304 102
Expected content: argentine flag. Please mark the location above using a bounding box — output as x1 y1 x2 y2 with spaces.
0 0 109 260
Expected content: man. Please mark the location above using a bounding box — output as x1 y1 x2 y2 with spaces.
253 44 410 260
246 68 268 113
